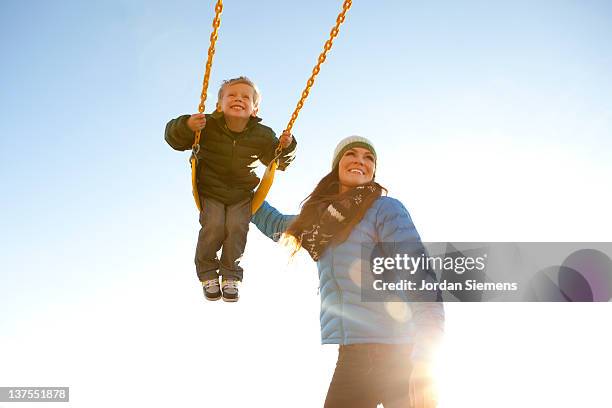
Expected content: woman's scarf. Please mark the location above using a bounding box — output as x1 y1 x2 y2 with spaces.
299 184 382 261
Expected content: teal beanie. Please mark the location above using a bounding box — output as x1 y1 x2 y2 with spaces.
331 135 377 170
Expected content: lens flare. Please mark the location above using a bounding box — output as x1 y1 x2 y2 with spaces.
384 299 412 322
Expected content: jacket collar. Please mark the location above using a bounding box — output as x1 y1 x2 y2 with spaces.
210 110 262 133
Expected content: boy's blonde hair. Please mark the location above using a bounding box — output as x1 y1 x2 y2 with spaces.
217 76 261 108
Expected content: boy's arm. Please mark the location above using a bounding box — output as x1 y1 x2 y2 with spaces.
164 114 198 151
259 131 297 171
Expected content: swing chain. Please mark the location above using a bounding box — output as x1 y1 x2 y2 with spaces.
279 0 352 155
192 0 223 162
198 0 223 115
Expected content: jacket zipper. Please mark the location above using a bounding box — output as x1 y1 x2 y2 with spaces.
232 139 236 169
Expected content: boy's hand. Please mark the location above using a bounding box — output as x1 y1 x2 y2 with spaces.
187 113 206 132
279 130 293 149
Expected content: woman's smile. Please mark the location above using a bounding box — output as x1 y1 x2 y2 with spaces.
338 147 376 192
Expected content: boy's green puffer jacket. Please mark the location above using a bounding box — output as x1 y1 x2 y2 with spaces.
165 111 297 205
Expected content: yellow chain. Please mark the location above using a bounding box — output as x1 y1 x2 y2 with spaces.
191 0 223 211
278 0 352 155
192 0 223 151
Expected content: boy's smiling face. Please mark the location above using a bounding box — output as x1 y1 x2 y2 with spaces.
218 83 258 120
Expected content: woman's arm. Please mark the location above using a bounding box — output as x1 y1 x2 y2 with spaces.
251 201 296 242
376 198 445 363
377 198 444 408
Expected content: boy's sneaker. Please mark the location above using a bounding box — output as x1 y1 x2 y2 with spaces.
202 278 221 301
222 278 240 302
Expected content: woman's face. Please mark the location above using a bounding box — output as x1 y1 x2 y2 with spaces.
338 147 376 193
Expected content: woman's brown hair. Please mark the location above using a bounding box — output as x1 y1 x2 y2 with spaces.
283 165 386 255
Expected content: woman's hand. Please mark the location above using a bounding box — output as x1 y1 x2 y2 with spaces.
410 361 438 408
187 113 206 132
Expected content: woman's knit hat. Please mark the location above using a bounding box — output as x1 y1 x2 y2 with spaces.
331 135 377 170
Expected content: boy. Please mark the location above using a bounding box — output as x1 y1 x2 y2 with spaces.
165 77 296 302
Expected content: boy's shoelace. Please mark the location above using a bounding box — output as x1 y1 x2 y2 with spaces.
222 280 239 290
203 280 219 290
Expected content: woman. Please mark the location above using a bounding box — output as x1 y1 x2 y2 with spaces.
252 136 444 408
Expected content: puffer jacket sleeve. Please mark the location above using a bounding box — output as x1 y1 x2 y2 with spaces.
376 197 445 363
251 201 296 242
258 132 298 171
165 114 195 151
275 137 297 171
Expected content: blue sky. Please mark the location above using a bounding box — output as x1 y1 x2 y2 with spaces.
1 1 612 407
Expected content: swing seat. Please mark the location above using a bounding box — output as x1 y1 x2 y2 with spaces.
251 161 277 214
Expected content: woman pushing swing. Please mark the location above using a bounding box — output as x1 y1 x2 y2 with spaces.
164 2 443 406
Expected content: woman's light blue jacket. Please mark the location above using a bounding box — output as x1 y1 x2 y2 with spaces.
251 196 444 361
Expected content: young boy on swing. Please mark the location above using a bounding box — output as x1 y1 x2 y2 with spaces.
165 76 296 302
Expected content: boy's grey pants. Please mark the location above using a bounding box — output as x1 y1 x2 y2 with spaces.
195 196 251 282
